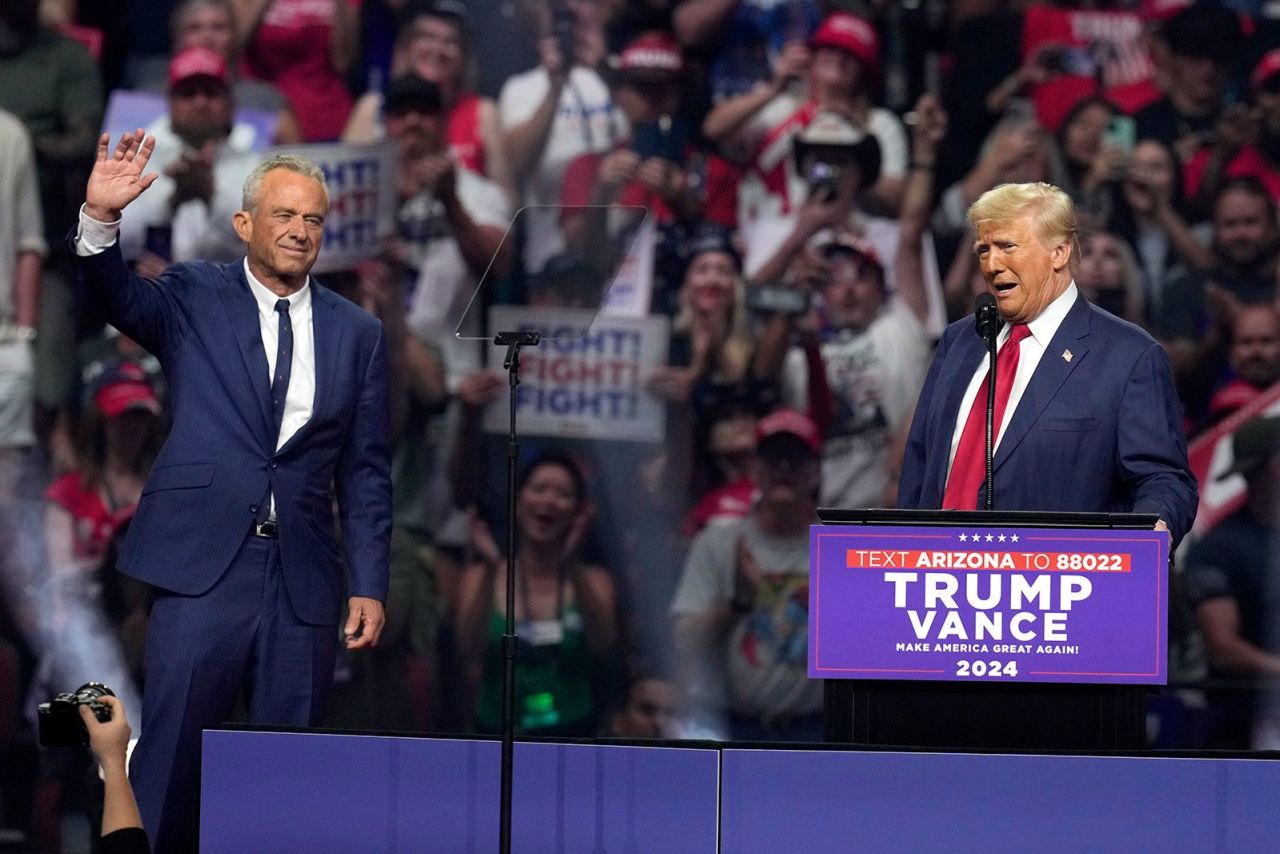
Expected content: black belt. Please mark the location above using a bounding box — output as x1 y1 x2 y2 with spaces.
251 519 279 539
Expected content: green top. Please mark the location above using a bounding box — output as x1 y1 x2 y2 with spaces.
473 604 602 737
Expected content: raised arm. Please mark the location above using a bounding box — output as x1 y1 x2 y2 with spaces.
893 95 946 327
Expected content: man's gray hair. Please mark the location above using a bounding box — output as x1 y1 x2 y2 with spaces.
241 153 330 212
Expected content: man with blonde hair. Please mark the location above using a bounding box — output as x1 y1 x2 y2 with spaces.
898 181 1197 545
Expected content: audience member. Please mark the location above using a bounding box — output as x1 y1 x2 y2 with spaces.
704 11 906 227
344 1 516 201
607 673 685 739
1134 2 1242 178
233 0 359 141
499 0 625 271
166 0 304 144
120 47 262 273
1207 304 1280 427
1106 137 1210 323
1184 415 1280 749
673 0 819 104
455 454 620 736
771 93 942 511
381 74 510 389
1077 230 1147 325
672 409 822 741
0 111 44 466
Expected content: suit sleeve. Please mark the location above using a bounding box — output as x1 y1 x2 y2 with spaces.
70 236 188 357
1116 341 1198 545
897 330 949 509
335 323 392 602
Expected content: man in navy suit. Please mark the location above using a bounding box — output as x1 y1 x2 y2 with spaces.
898 181 1197 544
74 131 391 850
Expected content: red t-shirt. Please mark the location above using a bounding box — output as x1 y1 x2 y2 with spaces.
683 477 755 538
448 92 486 176
560 148 739 228
240 0 356 141
45 472 136 561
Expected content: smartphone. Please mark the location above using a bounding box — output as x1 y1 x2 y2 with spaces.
144 225 173 262
631 117 690 164
1103 115 1135 152
747 284 810 316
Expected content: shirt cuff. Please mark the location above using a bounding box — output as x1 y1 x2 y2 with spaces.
75 204 122 256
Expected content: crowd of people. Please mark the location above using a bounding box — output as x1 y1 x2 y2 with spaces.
3 0 1280 847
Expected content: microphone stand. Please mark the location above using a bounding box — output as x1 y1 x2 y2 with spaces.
983 330 997 511
494 329 541 854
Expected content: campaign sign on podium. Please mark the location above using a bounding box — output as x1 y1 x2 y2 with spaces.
809 525 1168 685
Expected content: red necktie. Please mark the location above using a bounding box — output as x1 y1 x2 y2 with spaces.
942 323 1032 510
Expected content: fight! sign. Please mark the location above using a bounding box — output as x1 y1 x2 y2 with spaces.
809 525 1168 685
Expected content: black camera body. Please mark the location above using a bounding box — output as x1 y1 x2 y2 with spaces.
550 0 576 67
38 682 114 747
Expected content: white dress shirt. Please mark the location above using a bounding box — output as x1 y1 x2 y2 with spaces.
946 283 1079 477
76 207 317 515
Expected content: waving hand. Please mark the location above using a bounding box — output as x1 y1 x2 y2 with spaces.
85 130 159 222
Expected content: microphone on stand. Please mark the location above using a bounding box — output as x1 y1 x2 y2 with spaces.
974 294 1003 511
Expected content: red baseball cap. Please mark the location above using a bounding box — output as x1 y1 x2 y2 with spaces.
810 12 879 71
168 47 229 89
756 408 821 455
618 31 684 79
1254 49 1280 89
91 361 161 419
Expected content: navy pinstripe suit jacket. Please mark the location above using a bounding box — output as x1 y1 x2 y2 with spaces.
74 242 391 625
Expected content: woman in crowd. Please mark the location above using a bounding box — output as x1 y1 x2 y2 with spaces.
1051 96 1123 225
343 1 515 200
1106 137 1213 324
647 230 783 501
455 454 619 737
1077 230 1146 325
232 0 359 141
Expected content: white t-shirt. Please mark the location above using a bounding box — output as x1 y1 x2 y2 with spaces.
403 167 512 389
671 515 821 721
784 297 930 510
498 66 626 271
120 117 260 263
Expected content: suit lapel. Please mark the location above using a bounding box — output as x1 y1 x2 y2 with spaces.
217 265 274 447
993 296 1092 472
931 332 987 501
277 281 342 456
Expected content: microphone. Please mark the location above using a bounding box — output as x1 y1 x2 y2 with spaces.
974 292 1002 343
974 294 1001 511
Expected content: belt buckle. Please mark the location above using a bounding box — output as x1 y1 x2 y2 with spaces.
253 519 279 538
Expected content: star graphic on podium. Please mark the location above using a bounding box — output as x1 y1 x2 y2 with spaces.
985 534 994 542
958 533 968 542
1010 534 1020 543
972 532 981 541
998 534 1007 542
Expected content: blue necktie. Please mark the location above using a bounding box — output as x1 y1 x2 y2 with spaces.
271 298 292 441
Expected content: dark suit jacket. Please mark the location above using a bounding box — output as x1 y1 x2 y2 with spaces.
898 295 1198 545
74 242 391 625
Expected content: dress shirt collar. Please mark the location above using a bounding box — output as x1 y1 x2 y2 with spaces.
243 258 311 319
996 281 1078 347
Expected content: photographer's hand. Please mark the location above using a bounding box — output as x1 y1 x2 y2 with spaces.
79 696 144 838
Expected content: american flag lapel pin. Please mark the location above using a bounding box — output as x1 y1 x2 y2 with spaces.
1062 349 1073 363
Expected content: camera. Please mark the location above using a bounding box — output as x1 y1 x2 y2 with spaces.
38 682 115 747
747 283 811 316
807 161 842 203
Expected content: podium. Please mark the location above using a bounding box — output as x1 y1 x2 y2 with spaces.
812 509 1167 751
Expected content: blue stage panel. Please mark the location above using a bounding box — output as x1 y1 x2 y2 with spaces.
720 749 1280 853
200 731 719 853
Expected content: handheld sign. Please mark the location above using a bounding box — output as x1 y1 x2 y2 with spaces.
809 525 1168 685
